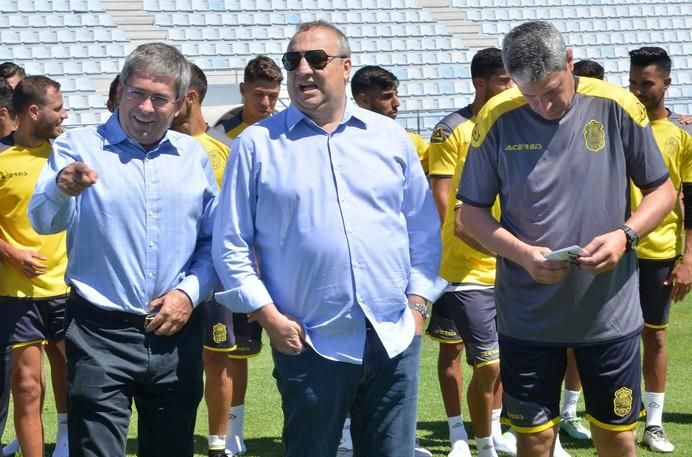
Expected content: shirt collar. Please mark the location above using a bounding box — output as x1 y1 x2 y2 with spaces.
286 99 369 133
99 109 178 155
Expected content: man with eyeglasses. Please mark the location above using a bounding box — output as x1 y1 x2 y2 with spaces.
213 20 445 456
29 43 217 457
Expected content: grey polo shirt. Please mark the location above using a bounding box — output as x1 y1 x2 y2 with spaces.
457 77 669 345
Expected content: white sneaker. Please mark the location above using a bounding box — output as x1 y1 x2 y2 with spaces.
415 439 433 457
493 430 517 456
559 416 591 440
2 440 18 457
448 440 472 457
553 435 571 457
643 426 675 453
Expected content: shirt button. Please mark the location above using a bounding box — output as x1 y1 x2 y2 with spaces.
148 242 155 247
147 272 154 278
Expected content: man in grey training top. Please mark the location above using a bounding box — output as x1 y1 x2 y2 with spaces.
457 21 675 457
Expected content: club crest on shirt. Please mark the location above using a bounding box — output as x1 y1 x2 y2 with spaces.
613 386 633 417
663 137 679 158
584 120 606 152
212 322 228 344
430 127 448 144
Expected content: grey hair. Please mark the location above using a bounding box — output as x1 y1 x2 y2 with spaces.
502 21 567 85
120 42 191 100
291 20 351 57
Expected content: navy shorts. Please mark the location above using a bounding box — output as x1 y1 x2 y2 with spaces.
201 298 236 351
228 312 263 359
426 289 499 366
638 258 676 328
500 331 641 433
0 295 67 348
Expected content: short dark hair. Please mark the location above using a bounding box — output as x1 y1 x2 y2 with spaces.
244 55 283 85
189 64 208 102
0 62 26 81
108 74 120 105
471 48 505 79
350 65 398 98
0 79 14 117
573 60 605 80
629 47 671 77
12 75 61 114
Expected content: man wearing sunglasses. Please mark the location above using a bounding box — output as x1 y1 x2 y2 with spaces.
213 20 445 457
29 43 217 457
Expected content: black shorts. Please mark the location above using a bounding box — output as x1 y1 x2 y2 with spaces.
228 312 262 359
426 289 499 366
0 295 67 348
499 331 641 433
201 298 236 351
638 258 676 328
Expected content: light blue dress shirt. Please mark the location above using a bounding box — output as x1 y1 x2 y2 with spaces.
29 111 218 314
212 102 446 364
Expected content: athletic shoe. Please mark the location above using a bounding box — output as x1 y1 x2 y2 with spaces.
494 430 517 456
415 439 433 457
1 440 18 457
559 416 591 440
643 426 675 453
448 440 472 457
553 435 571 457
336 445 353 457
208 450 234 457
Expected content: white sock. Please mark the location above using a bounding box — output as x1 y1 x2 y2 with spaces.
645 391 665 428
448 415 469 445
491 408 503 438
561 389 580 418
341 418 353 448
207 435 225 450
476 436 498 457
226 405 246 453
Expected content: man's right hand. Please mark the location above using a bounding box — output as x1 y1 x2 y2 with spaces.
3 245 47 278
519 245 571 285
250 304 305 355
57 162 98 196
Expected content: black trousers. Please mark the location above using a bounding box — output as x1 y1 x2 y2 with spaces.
65 294 203 457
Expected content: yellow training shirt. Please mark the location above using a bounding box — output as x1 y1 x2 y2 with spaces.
438 117 500 285
428 105 474 178
194 130 232 187
0 138 69 297
407 131 429 175
632 115 692 259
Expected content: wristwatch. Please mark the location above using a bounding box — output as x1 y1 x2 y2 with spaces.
408 301 429 320
618 224 639 252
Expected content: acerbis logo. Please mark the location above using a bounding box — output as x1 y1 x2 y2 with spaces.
504 143 543 151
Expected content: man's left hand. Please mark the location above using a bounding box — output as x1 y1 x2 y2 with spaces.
578 229 627 274
146 289 193 336
665 257 692 302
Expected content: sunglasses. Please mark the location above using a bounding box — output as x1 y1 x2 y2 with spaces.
281 50 349 71
124 86 175 109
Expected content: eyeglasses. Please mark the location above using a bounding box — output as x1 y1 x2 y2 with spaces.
281 50 349 71
124 86 175 109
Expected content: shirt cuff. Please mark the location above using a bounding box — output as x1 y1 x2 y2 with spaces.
45 177 71 204
175 275 202 308
406 272 448 304
214 276 273 313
